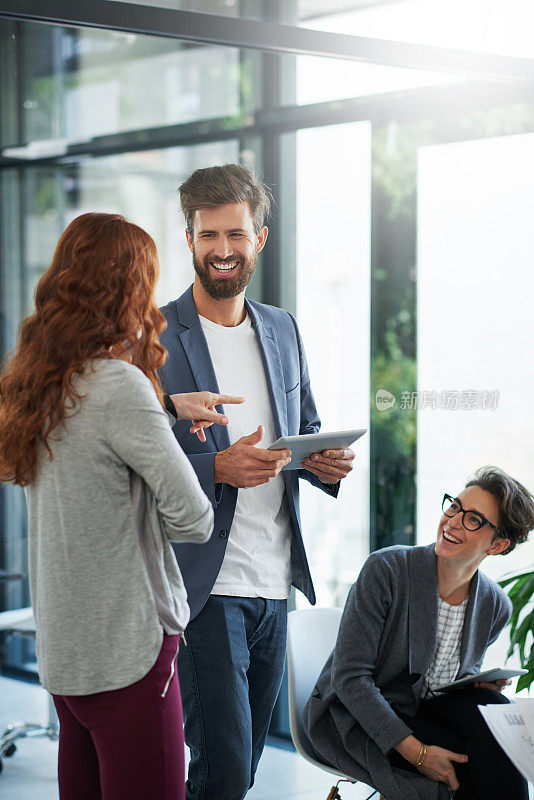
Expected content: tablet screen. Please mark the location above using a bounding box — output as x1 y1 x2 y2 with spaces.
268 429 366 471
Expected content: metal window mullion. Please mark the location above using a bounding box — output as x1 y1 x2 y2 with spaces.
258 36 284 309
0 0 534 83
2 79 533 170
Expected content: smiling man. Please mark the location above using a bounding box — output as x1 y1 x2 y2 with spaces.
191 202 258 302
159 164 355 800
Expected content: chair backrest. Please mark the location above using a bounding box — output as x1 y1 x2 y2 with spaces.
287 607 343 760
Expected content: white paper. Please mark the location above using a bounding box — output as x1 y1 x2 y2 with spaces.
478 700 534 783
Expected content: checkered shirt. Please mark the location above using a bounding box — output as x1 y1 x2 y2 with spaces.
422 597 468 698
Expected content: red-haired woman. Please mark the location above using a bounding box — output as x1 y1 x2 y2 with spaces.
0 213 238 800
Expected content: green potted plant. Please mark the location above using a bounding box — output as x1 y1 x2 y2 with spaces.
499 569 534 693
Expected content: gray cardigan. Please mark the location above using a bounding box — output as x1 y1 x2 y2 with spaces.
303 544 512 800
25 359 213 695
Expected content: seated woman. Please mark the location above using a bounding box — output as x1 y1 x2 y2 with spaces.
304 467 534 800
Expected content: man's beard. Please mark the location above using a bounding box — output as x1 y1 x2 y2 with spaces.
192 249 257 300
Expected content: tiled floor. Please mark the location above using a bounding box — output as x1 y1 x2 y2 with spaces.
0 676 374 800
2 676 532 800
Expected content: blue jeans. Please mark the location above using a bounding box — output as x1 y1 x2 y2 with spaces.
178 596 288 800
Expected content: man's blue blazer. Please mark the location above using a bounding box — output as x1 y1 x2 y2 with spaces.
159 286 339 620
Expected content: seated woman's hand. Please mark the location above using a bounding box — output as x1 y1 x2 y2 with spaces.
417 745 468 791
473 678 511 692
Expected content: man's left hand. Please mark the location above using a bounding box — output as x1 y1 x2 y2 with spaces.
474 678 511 692
302 448 355 484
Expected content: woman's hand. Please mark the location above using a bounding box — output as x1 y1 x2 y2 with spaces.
474 678 511 692
169 392 244 442
417 745 468 791
394 736 467 791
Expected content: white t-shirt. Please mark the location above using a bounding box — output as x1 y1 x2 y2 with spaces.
199 312 292 599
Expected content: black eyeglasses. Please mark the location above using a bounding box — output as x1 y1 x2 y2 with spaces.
442 494 501 534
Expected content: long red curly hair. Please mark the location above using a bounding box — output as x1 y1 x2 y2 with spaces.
0 212 167 486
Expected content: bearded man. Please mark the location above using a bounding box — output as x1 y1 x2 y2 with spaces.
159 164 355 800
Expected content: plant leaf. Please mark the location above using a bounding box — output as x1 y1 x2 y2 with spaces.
507 575 531 598
517 672 534 693
499 571 534 589
509 609 534 663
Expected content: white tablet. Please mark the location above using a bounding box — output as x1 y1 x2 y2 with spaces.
268 429 367 471
435 668 527 693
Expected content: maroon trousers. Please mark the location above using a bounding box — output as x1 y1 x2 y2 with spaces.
53 634 184 800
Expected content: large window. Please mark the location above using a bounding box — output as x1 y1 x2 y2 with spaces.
417 132 534 568
301 0 534 57
290 121 371 608
0 18 256 678
415 129 534 680
1 0 534 728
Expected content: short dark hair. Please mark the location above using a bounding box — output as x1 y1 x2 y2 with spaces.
179 164 272 235
466 466 534 554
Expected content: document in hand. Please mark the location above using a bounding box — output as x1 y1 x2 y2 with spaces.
478 699 534 783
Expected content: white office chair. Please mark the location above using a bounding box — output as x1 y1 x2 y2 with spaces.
0 607 59 774
287 607 379 800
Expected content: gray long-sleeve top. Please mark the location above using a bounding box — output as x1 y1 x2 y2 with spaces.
24 358 213 696
304 544 512 800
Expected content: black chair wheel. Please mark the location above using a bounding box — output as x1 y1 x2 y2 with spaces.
4 744 16 758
